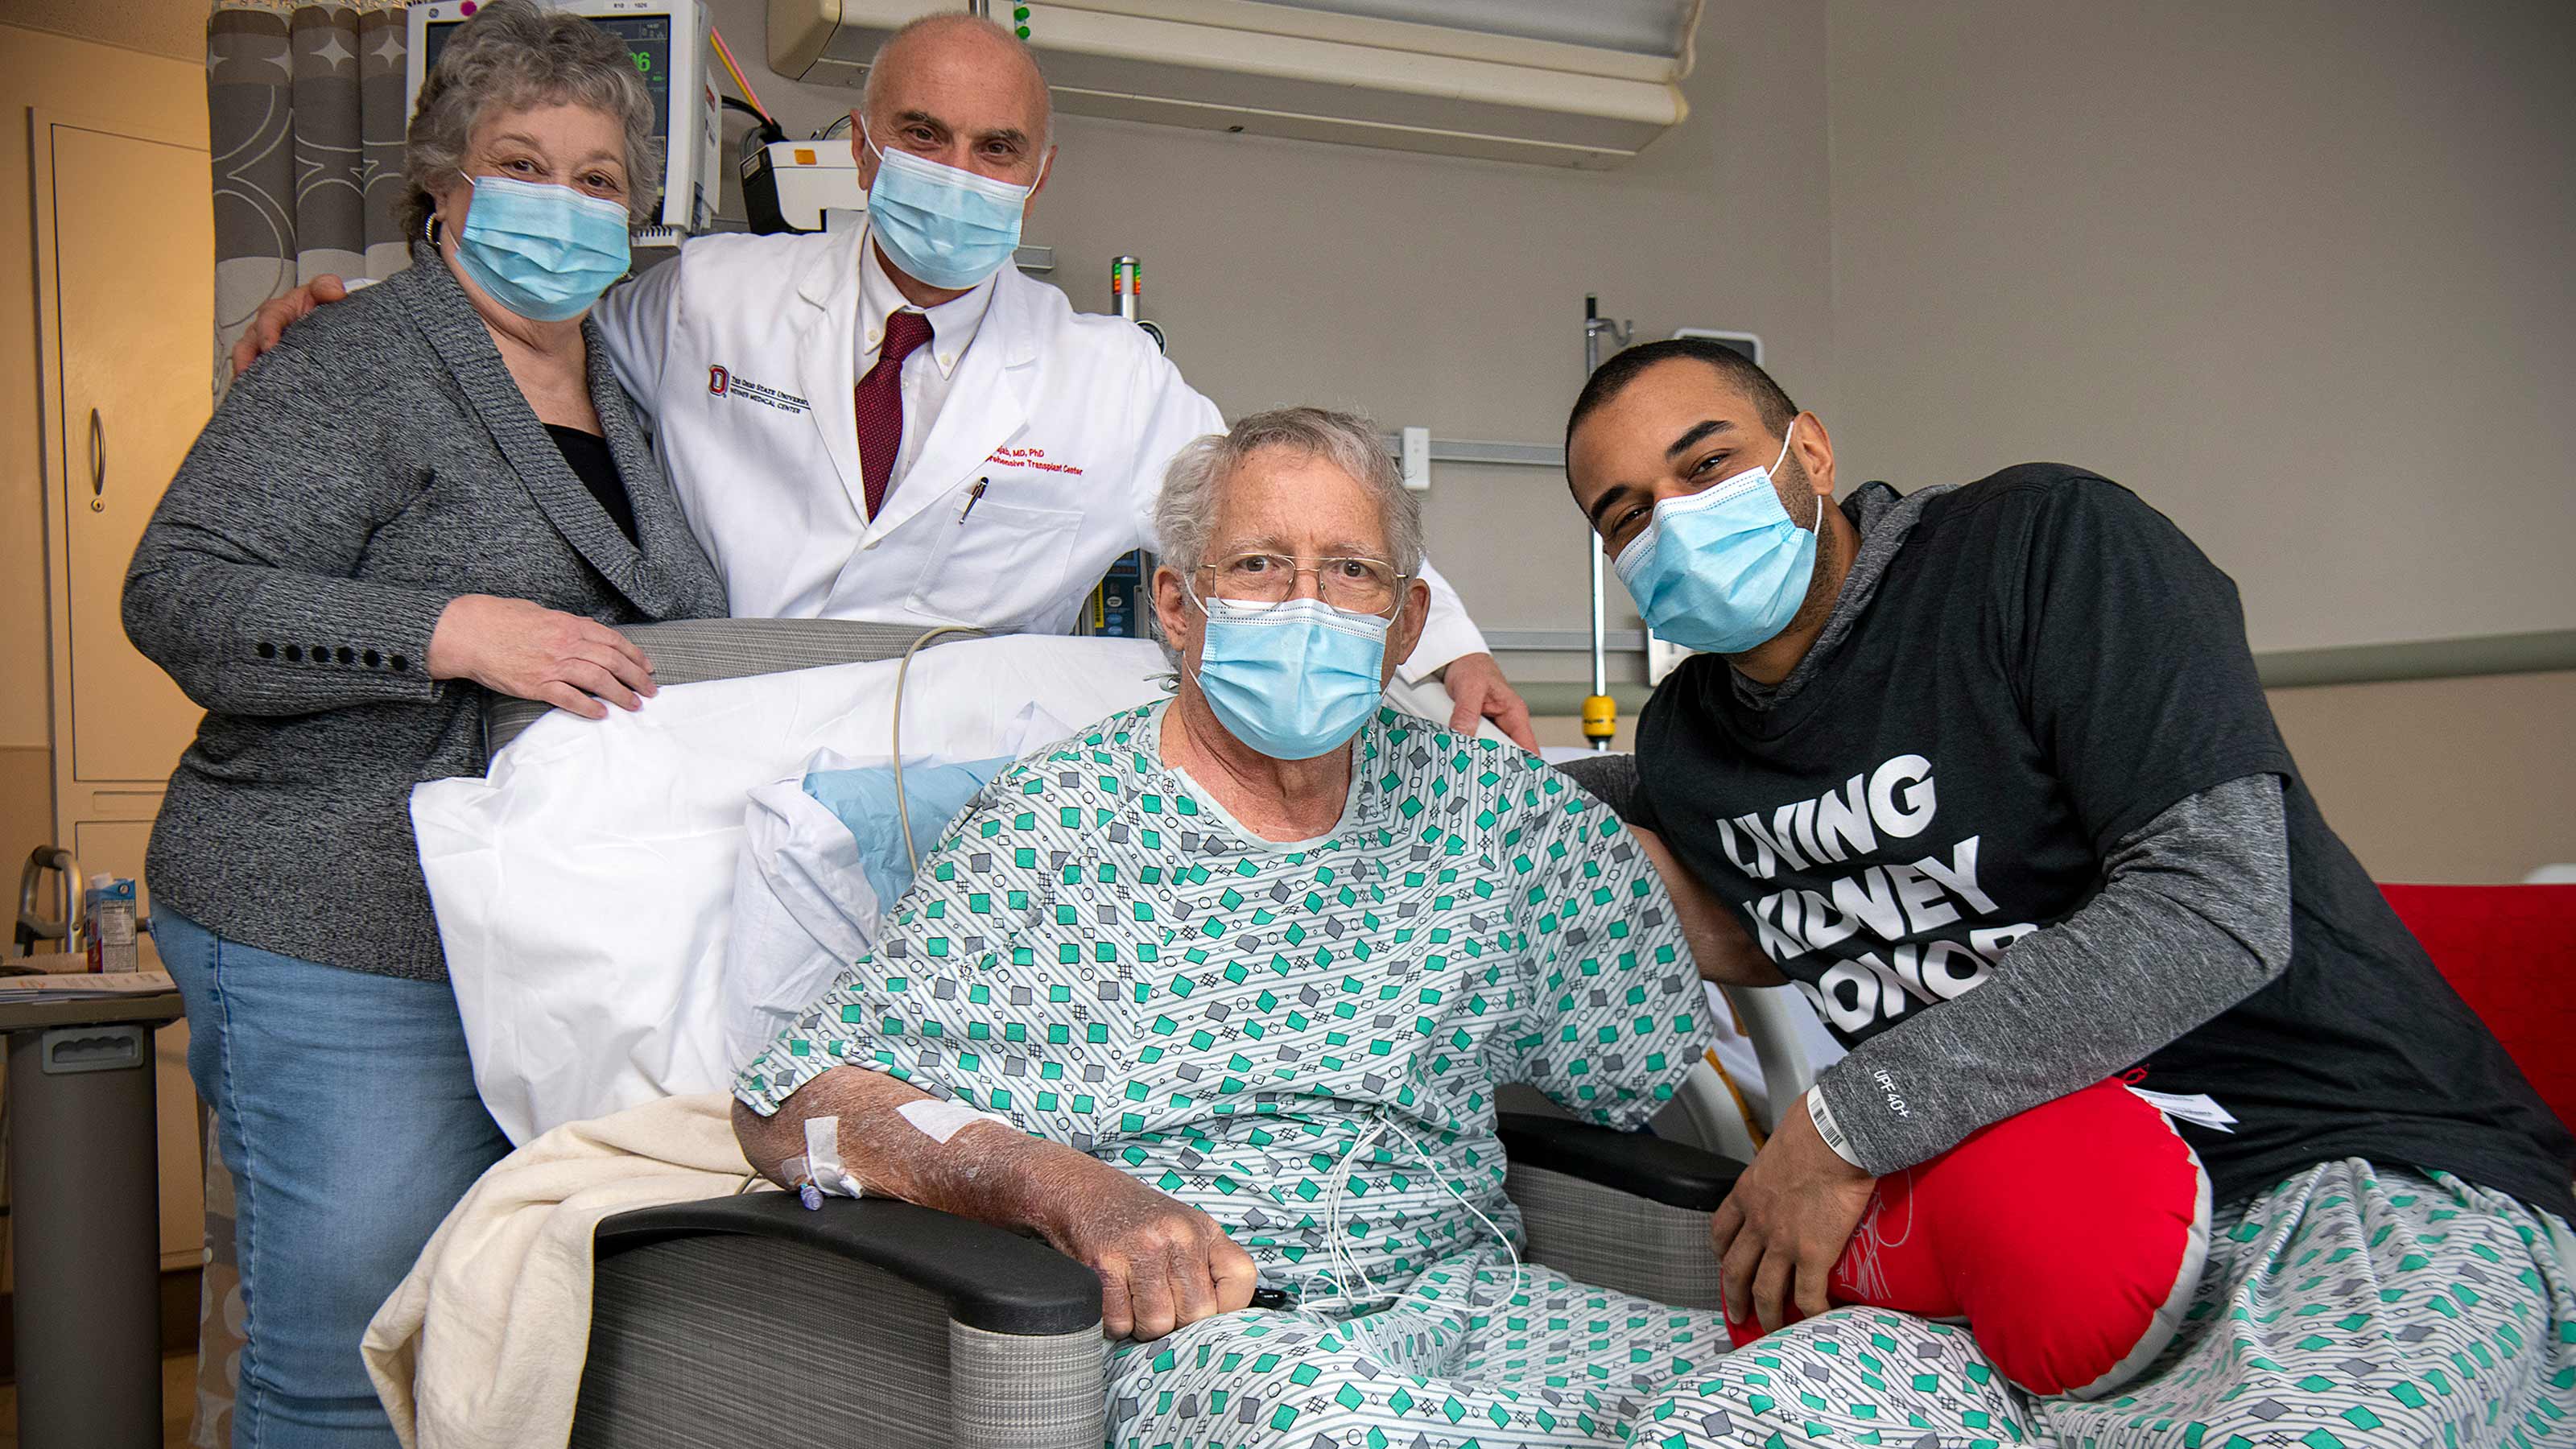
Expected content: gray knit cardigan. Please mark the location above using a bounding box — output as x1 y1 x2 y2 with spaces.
124 247 728 980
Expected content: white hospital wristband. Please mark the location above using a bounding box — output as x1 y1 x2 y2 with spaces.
1802 1085 1864 1169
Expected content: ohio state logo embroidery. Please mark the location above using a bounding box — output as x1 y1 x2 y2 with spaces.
708 365 730 395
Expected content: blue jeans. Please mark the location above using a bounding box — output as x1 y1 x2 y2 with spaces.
156 909 511 1449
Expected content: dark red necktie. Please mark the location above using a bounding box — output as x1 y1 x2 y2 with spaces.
855 309 935 520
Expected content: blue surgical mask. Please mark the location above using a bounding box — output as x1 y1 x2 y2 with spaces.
863 123 1043 291
1191 595 1389 761
449 175 630 323
1612 421 1825 656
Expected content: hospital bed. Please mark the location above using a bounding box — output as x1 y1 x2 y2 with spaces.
449 618 1827 1448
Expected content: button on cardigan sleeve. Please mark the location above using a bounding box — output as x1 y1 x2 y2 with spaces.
122 346 459 717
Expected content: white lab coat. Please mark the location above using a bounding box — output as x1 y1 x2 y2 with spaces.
591 225 1488 679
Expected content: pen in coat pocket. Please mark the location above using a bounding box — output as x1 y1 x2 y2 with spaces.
958 477 989 523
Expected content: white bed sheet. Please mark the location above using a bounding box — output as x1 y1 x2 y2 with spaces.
413 636 1176 1143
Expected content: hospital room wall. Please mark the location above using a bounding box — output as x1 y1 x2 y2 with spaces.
1820 0 2576 882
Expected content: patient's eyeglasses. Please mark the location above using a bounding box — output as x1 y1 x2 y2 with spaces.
1199 551 1406 613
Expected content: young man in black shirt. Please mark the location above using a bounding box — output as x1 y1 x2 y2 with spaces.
1563 338 2575 1446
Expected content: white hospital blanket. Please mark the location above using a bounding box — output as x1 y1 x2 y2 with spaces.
413 635 1176 1143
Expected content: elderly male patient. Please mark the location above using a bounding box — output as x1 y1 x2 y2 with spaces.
735 409 1742 1448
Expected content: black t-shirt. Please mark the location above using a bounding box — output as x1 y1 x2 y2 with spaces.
545 423 638 544
1634 465 2576 1217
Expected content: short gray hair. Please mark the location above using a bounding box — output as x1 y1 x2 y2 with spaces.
860 14 1055 155
401 0 663 239
1155 406 1424 588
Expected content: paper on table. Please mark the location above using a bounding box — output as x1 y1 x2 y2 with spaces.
0 968 177 1001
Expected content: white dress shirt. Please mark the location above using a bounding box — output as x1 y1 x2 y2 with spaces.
855 236 995 505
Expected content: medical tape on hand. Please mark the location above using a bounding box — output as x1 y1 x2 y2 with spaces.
789 1115 865 1203
897 1096 1011 1145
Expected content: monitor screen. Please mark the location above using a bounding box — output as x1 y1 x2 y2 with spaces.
419 13 672 148
588 14 673 144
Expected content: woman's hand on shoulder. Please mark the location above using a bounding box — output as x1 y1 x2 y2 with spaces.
427 594 658 719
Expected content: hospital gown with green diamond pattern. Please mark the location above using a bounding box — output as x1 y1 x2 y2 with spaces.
734 702 2576 1449
735 702 1731 1437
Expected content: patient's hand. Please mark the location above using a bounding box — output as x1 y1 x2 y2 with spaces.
736 1068 1254 1341
1027 1156 1258 1341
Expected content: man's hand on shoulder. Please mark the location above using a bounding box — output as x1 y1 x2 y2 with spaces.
1710 1091 1876 1333
1440 652 1538 751
229 274 349 377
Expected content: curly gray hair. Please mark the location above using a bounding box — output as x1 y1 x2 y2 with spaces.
1152 407 1422 660
400 0 662 239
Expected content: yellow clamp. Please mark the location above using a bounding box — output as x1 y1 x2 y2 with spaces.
1580 693 1617 742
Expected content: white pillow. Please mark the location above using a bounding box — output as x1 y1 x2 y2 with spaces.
724 716 1063 1080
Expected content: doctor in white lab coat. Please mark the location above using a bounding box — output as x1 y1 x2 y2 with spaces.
231 13 1532 743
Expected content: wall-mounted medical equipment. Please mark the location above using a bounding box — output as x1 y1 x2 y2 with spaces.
1582 295 1635 749
1672 326 1761 363
1642 327 1765 685
1076 550 1156 639
407 0 724 243
741 138 863 233
1109 254 1166 352
770 0 1703 170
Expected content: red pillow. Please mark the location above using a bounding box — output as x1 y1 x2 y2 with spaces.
1728 1078 2211 1398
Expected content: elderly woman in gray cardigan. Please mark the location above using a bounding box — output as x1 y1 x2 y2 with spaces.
121 5 723 1443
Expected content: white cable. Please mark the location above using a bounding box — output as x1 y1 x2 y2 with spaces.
1326 1120 1385 1307
890 625 985 877
1304 1115 1526 1318
1379 1117 1525 1313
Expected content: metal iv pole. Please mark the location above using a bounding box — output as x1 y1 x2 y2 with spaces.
1580 295 1633 750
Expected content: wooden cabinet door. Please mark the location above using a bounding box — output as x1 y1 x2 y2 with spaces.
34 113 212 799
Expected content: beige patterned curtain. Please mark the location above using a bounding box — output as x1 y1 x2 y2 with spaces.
206 0 413 388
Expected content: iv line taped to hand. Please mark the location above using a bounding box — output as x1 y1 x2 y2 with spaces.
782 1114 865 1210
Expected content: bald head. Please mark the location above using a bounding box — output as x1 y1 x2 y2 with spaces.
859 14 1053 165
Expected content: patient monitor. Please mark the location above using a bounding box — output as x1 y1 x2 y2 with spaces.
405 0 723 243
